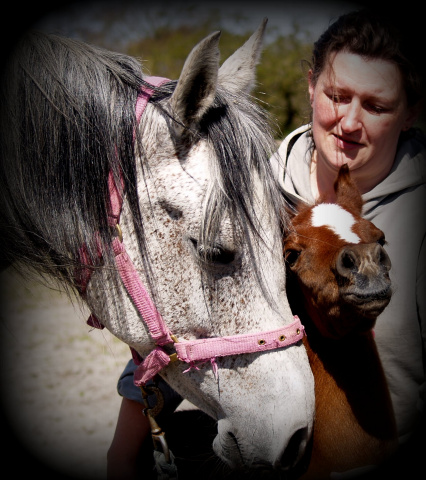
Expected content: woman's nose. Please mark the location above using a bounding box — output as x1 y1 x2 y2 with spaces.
339 101 362 133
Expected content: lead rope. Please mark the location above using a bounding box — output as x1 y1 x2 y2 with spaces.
140 384 178 480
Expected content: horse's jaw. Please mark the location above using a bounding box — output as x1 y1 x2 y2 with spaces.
160 346 314 474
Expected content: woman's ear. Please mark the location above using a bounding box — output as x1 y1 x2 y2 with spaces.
308 70 315 106
402 102 422 131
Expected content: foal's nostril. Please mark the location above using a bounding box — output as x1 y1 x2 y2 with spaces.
375 243 391 271
336 247 359 277
277 427 309 471
342 251 356 270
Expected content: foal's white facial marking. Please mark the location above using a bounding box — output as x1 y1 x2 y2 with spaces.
311 204 361 244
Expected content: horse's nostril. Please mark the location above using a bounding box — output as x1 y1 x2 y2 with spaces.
277 427 309 471
227 431 243 458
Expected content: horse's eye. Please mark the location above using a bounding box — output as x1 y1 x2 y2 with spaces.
200 245 235 264
285 249 301 267
190 238 235 265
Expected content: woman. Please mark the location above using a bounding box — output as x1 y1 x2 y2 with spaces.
271 6 425 457
108 9 425 477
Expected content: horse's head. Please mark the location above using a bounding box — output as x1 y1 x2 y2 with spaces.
284 165 392 339
77 22 315 474
0 20 315 474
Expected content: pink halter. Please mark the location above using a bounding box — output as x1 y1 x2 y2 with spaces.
84 76 305 386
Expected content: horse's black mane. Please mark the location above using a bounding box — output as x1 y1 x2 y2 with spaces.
0 31 285 292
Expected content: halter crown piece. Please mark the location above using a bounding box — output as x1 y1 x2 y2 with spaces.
81 77 305 386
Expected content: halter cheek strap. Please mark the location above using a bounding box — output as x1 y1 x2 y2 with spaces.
83 76 306 386
107 75 169 227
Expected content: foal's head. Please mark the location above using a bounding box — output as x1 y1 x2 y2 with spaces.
284 165 392 339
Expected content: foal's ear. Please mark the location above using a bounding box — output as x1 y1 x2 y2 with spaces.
218 18 267 94
169 31 221 136
334 164 363 215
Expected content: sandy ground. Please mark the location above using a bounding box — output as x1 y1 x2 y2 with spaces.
2 268 425 480
0 267 202 479
0 267 138 478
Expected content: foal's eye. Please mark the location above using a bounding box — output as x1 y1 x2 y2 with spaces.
285 249 301 267
190 238 235 265
377 235 386 247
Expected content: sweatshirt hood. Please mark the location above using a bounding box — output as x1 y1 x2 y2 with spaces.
271 125 426 215
362 130 426 213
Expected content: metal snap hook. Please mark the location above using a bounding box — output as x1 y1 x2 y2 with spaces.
152 431 172 464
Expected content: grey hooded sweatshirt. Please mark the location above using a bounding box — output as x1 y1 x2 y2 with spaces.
271 124 426 445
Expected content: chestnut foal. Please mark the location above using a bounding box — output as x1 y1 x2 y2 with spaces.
284 165 397 479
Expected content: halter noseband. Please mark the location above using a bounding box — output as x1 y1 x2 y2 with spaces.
81 76 305 386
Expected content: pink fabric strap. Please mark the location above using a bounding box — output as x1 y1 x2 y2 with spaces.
108 76 169 227
135 76 169 124
174 316 304 363
112 237 174 346
107 171 124 227
134 347 172 386
77 77 170 294
132 317 305 387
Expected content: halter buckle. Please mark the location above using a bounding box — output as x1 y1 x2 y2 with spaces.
115 224 123 242
169 352 179 362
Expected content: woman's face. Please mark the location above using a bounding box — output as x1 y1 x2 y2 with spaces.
309 51 417 188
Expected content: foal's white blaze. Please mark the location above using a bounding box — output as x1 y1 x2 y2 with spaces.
311 204 361 244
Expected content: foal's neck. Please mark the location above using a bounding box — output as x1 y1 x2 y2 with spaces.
302 311 395 440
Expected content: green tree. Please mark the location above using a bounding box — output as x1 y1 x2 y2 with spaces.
259 27 312 137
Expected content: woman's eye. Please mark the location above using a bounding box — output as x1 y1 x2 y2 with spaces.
326 92 348 104
366 103 387 114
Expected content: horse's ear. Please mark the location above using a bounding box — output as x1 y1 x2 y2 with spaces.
218 18 267 94
334 164 363 215
169 31 221 137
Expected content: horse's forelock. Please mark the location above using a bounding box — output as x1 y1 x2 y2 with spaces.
197 88 286 247
196 88 287 305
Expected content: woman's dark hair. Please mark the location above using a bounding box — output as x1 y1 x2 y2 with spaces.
310 9 423 107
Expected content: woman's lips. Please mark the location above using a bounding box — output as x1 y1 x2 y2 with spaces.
333 134 363 151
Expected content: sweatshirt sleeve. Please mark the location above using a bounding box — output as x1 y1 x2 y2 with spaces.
416 233 426 407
